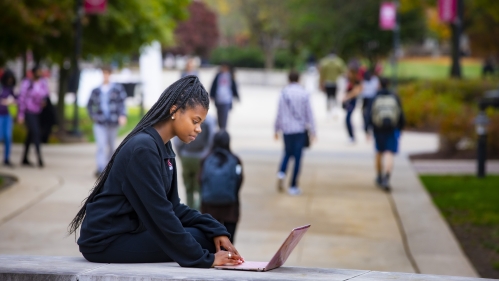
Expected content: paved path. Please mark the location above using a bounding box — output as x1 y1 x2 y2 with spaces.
0 70 478 277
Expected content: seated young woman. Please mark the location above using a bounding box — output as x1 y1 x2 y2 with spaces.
69 76 244 268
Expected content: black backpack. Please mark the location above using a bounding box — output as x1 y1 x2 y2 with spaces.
201 149 239 205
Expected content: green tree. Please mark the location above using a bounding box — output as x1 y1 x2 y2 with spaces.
0 0 189 132
288 0 426 68
466 0 499 59
240 0 291 69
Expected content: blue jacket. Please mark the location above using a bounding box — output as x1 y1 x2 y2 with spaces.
87 83 127 126
209 72 239 105
78 127 230 268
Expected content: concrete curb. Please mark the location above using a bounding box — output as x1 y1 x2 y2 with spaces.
391 155 478 277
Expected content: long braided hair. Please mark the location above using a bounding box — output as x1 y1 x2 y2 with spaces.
68 75 209 235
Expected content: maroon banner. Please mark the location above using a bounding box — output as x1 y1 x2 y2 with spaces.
84 0 107 14
379 2 396 30
438 0 456 22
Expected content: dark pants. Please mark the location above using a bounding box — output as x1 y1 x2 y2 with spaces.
224 222 237 244
279 132 307 187
82 227 216 263
22 113 43 164
216 103 231 130
344 99 357 140
325 84 337 111
362 97 373 133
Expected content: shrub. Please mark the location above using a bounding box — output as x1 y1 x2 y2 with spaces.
398 79 499 157
210 46 264 68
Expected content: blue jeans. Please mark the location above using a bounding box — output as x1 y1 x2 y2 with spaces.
0 115 12 163
93 124 118 173
279 132 307 187
344 99 357 140
216 103 231 130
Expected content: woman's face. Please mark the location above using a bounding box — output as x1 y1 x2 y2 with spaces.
172 104 208 143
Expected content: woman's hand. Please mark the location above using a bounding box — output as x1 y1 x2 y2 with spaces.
213 236 244 264
212 250 243 267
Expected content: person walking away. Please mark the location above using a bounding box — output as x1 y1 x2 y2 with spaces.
341 68 363 144
360 70 379 138
18 66 49 167
200 130 243 243
275 71 316 196
0 69 17 167
209 63 239 130
319 51 346 117
174 114 216 210
87 66 128 177
367 77 405 191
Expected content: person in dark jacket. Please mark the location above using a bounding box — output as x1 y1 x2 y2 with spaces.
69 76 244 268
200 130 243 243
366 77 405 192
209 63 239 130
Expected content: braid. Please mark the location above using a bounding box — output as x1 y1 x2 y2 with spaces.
69 75 209 235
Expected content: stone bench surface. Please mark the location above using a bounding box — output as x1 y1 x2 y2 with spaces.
0 255 493 281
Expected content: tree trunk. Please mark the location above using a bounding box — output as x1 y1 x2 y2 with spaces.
57 63 70 131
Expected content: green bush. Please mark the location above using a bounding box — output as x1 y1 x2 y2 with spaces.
210 46 264 68
210 46 302 69
398 79 499 157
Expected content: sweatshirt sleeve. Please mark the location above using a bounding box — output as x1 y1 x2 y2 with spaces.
123 146 215 268
170 158 231 239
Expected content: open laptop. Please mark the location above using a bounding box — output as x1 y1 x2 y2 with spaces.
215 224 311 272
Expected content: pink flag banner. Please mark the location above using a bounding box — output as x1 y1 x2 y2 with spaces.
84 0 107 14
379 2 396 30
438 0 456 22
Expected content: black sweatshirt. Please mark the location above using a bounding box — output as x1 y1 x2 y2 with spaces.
78 127 230 268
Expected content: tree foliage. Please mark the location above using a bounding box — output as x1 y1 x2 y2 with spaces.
172 1 219 58
466 0 499 58
288 0 426 65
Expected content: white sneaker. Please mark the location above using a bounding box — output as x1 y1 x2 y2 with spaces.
288 187 302 196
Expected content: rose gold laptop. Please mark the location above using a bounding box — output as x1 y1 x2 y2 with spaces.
215 224 311 272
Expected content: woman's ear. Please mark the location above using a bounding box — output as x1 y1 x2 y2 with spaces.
169 105 178 117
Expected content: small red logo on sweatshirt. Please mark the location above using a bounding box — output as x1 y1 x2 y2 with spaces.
167 159 173 170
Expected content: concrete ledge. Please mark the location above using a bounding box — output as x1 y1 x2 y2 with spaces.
0 255 493 281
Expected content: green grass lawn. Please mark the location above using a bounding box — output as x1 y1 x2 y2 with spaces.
11 105 143 143
421 175 499 277
382 58 482 80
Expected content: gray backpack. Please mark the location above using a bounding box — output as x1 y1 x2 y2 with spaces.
371 95 401 130
201 149 239 205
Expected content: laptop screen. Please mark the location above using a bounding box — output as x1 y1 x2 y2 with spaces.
266 225 311 270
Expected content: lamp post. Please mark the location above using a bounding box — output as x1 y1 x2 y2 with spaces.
474 112 489 178
69 0 83 136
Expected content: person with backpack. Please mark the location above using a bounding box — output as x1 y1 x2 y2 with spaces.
200 130 243 243
174 114 216 210
17 66 50 168
70 76 244 267
367 77 405 191
360 70 379 137
275 71 316 196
